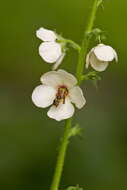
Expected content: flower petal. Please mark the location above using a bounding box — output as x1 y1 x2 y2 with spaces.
39 42 62 63
113 50 118 62
86 51 90 69
94 44 117 62
90 53 109 72
52 53 65 70
36 27 57 42
41 69 78 89
47 98 74 121
69 86 86 109
86 48 94 69
40 71 63 88
32 85 56 108
57 69 77 89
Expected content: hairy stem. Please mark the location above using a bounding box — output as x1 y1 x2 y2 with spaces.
76 0 99 84
50 118 72 190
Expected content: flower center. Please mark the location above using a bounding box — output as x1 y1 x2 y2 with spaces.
53 86 68 107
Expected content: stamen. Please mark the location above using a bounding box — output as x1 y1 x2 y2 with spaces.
53 86 68 107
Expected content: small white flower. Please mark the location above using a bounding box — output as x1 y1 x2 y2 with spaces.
32 69 86 121
36 27 64 68
86 44 118 72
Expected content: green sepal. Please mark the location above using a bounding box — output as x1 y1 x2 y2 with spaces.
85 28 102 39
85 28 106 43
81 71 101 89
82 71 101 81
66 185 83 190
68 124 82 138
97 0 103 8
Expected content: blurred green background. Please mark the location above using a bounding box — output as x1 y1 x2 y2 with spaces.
0 0 127 189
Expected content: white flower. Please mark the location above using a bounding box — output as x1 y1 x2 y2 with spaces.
32 69 86 121
86 44 118 72
36 27 64 69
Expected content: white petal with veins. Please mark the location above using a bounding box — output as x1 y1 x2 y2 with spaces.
32 85 56 108
40 71 63 88
57 69 77 89
86 51 90 69
69 86 86 109
47 98 74 121
90 53 109 72
36 27 57 42
39 42 62 63
86 48 94 69
41 69 77 89
94 44 117 62
52 53 65 70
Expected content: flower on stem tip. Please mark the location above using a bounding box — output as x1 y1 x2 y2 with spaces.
32 69 86 121
36 27 65 69
86 44 118 72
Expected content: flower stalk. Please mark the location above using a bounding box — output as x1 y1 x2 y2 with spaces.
50 118 72 190
76 0 99 84
64 39 81 52
50 0 99 190
32 0 117 189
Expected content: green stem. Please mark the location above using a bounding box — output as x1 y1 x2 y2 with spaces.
50 118 72 190
65 39 81 52
76 0 99 84
50 1 99 190
58 37 81 52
